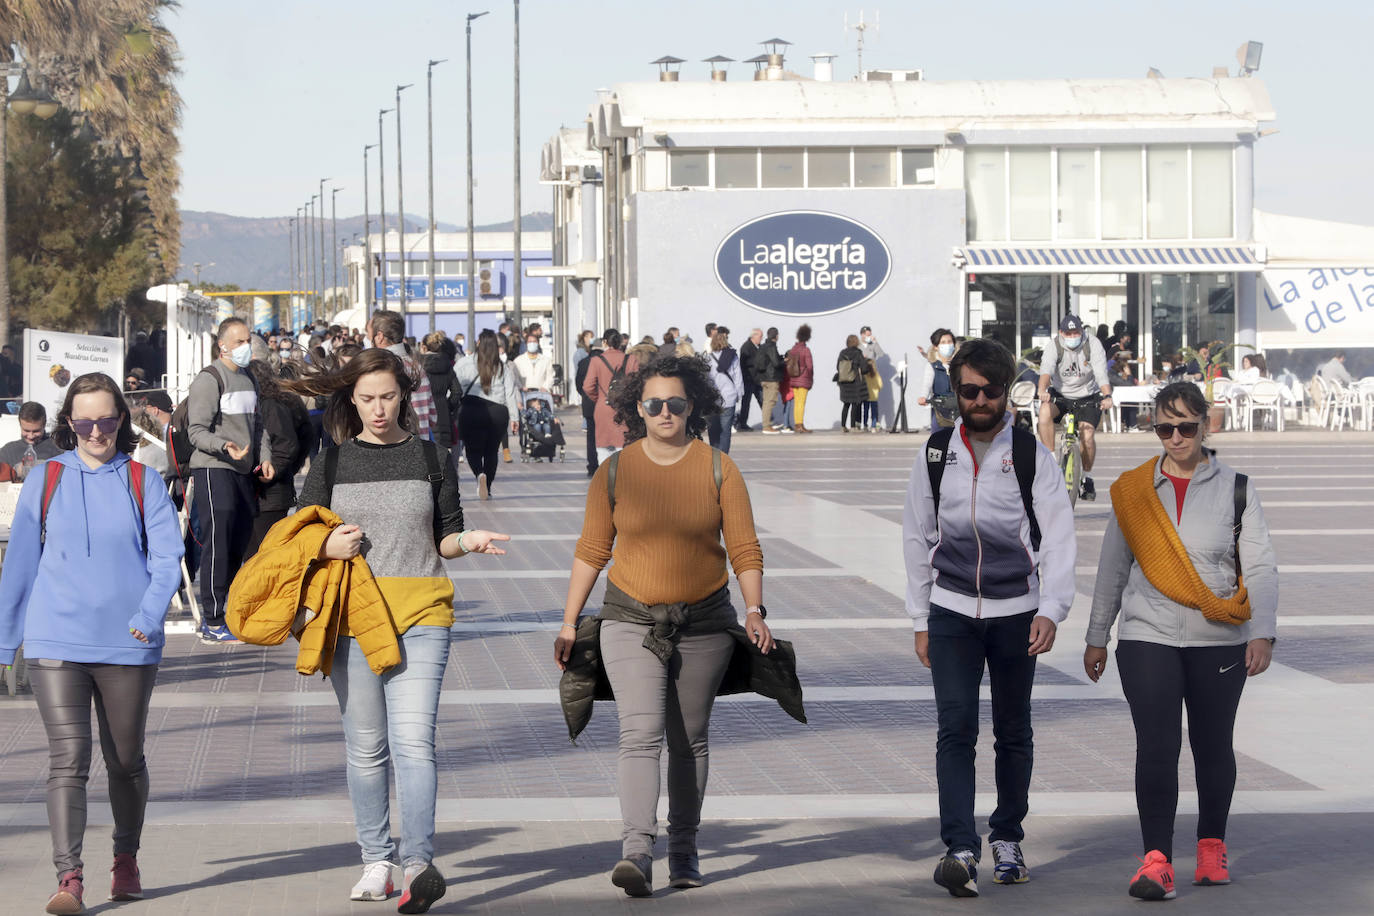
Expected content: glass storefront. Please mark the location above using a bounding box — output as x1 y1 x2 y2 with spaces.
1150 273 1235 364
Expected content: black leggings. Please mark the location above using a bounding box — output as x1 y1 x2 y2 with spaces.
459 397 509 485
1116 640 1248 860
841 402 864 429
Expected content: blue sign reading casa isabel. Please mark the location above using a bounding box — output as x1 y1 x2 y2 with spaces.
714 210 891 316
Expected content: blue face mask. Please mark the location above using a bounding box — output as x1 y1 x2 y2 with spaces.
938 343 955 359
1062 334 1084 350
229 342 252 367
526 342 539 354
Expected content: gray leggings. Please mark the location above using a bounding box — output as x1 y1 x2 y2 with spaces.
27 660 158 876
600 621 733 858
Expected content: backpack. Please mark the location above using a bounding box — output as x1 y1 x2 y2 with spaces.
714 347 738 377
606 446 722 512
167 364 224 481
784 348 802 379
925 426 1041 551
41 459 148 553
837 354 859 384
596 352 629 405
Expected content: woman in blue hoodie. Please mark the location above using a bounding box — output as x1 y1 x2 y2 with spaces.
0 372 183 915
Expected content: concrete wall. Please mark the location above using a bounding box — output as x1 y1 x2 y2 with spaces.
629 187 965 430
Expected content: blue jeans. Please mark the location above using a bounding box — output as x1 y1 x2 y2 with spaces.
331 626 451 867
708 406 736 453
927 606 1037 857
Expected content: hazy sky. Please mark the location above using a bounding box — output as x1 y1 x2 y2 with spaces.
172 0 1373 227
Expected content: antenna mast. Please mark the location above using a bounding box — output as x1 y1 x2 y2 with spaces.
845 9 879 78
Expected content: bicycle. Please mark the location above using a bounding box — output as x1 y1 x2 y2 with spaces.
1047 389 1103 508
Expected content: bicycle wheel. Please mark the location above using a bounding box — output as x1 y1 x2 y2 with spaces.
1061 437 1080 508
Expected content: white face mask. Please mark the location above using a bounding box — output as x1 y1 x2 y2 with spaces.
526 342 539 354
938 343 955 359
1161 364 1173 373
229 342 252 368
1061 334 1084 350
862 334 872 343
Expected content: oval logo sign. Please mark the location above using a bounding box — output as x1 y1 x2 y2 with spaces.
714 210 891 316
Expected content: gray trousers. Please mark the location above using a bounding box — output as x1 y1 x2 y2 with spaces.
28 660 158 876
600 620 733 858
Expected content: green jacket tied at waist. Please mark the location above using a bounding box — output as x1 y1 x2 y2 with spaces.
558 582 807 742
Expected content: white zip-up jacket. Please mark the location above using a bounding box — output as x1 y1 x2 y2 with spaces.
903 418 1077 630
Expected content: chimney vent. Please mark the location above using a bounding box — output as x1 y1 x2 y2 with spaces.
759 38 791 79
704 54 734 82
810 51 837 82
746 54 770 81
651 55 686 82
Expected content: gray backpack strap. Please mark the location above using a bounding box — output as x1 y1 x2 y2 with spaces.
712 447 722 496
606 449 621 513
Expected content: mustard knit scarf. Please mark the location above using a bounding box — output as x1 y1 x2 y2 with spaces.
1109 457 1251 625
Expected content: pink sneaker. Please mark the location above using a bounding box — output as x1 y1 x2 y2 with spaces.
45 868 83 915
110 853 143 900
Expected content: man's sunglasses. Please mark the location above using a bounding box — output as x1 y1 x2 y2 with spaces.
641 397 689 417
956 383 1006 401
1153 422 1201 439
70 416 120 437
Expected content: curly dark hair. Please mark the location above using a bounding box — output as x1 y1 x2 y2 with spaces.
610 354 722 443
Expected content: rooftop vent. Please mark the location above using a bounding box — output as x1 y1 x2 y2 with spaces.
746 54 770 81
759 37 791 80
810 51 837 82
704 54 734 82
862 68 923 82
651 55 685 82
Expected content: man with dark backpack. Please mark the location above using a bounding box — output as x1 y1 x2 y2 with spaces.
902 338 1076 898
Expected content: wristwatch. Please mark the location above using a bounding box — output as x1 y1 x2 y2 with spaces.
746 605 767 619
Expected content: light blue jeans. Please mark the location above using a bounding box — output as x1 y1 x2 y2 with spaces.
331 626 451 867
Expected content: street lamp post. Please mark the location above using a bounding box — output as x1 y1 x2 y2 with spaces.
318 177 330 321
296 206 305 329
426 58 447 334
331 186 343 316
288 216 296 331
378 108 392 310
364 144 376 309
0 61 60 348
395 83 413 322
307 196 318 324
512 0 523 333
466 11 489 345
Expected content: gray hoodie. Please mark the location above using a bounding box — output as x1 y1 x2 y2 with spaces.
1087 455 1278 649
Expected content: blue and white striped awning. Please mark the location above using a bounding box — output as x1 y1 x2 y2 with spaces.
958 245 1263 272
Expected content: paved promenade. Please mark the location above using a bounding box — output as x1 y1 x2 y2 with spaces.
3 427 1373 914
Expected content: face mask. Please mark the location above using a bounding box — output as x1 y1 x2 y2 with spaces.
526 342 538 354
1062 335 1084 350
938 343 955 359
1161 364 1173 373
862 335 872 343
229 342 252 368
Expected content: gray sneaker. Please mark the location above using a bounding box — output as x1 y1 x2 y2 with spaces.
990 839 1029 884
611 854 653 897
934 849 979 898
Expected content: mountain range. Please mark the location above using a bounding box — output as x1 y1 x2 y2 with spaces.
177 210 554 291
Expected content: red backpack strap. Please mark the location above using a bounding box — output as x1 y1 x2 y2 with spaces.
124 460 148 553
40 461 64 546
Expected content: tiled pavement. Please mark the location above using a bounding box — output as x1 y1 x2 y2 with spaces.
2 426 1373 914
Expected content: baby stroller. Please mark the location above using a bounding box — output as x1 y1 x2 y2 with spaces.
519 391 566 462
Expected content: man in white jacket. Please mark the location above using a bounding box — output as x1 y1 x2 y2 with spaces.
903 337 1077 898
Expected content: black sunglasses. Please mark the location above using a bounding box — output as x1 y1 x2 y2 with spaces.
1154 422 1201 439
70 416 120 437
956 383 1006 401
641 397 689 417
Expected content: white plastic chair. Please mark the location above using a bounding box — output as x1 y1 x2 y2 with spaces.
1244 379 1284 432
1326 380 1359 431
1010 380 1038 435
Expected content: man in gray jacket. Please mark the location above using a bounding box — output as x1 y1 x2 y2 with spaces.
188 317 274 642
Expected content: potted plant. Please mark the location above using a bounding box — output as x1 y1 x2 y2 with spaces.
1180 342 1236 432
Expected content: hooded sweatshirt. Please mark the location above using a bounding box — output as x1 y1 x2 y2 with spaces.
0 450 184 666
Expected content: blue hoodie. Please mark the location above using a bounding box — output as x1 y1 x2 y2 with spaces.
0 450 184 666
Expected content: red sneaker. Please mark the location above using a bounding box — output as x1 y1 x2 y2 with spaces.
1193 838 1231 886
44 868 83 915
1129 850 1177 901
110 853 143 901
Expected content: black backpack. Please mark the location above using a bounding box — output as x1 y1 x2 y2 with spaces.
926 426 1042 551
167 364 225 481
596 352 629 404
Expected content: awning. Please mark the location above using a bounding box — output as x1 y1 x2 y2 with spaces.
956 244 1263 273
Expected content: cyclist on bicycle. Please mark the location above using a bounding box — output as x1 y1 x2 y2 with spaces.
1037 314 1113 500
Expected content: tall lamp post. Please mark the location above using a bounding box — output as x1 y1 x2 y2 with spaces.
331 186 343 315
363 144 376 309
512 0 523 332
378 108 392 310
296 206 305 329
395 83 413 322
306 195 317 324
0 62 60 348
426 58 447 333
288 216 297 331
465 11 489 345
318 177 330 321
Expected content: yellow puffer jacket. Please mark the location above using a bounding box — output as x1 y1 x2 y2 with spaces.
227 506 401 676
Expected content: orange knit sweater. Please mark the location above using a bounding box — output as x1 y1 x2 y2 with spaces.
574 439 765 605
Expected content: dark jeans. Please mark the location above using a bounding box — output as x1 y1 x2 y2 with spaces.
245 507 289 561
459 397 510 485
1116 640 1247 860
841 402 865 429
928 606 1038 857
737 380 762 429
708 406 736 453
583 409 599 474
192 467 257 627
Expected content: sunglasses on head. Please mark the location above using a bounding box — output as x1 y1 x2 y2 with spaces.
956 383 1006 401
70 416 120 437
1153 422 1200 439
641 397 689 417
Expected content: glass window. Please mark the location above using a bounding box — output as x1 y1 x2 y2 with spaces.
1056 148 1095 239
1191 146 1233 238
855 149 896 187
714 150 757 188
669 150 709 187
1100 147 1143 239
1150 273 1185 365
969 274 1016 347
1147 145 1188 239
761 148 804 188
1018 275 1053 356
964 148 1006 241
1009 147 1051 240
902 148 935 185
442 260 467 276
808 149 851 187
1187 272 1235 349
405 260 429 277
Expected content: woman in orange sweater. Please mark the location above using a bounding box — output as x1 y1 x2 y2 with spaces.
555 355 773 898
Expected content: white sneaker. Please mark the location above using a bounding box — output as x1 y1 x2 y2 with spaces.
350 861 394 901
779 427 795 435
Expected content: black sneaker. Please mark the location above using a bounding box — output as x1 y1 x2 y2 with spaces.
668 851 702 889
611 854 653 897
934 849 979 898
1080 476 1096 501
